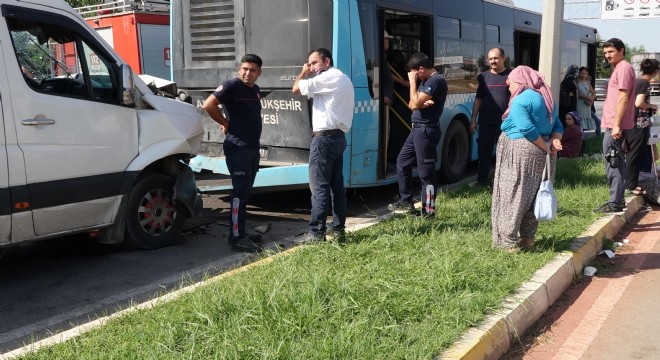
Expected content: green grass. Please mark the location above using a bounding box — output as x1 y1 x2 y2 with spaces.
16 159 609 360
584 133 604 155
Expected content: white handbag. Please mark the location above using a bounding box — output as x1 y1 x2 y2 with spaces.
534 147 557 221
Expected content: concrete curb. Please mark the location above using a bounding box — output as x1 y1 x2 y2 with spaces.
439 194 646 360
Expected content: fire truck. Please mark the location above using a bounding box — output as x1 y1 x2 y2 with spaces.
75 0 171 80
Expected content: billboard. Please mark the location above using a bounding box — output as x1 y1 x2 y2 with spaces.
601 0 660 20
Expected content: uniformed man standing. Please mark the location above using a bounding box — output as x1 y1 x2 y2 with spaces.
389 52 448 217
202 54 264 252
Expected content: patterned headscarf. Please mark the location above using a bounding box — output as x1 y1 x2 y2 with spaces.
566 111 584 139
501 65 555 122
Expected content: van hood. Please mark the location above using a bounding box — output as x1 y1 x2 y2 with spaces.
136 93 204 157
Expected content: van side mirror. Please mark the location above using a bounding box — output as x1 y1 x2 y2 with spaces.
121 64 136 106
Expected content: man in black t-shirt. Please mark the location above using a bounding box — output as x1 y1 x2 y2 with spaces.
202 54 264 253
470 48 511 186
389 52 447 217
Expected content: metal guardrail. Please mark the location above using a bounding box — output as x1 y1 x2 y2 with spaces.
75 0 169 18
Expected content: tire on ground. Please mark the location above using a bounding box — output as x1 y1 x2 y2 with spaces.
124 174 187 249
440 120 469 183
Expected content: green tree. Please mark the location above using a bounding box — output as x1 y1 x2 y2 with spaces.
65 0 102 8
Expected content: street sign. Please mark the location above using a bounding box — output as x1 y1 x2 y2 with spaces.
601 0 660 20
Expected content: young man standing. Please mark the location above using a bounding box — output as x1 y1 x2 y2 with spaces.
470 48 511 186
389 52 448 216
202 54 264 252
595 38 636 213
292 48 354 243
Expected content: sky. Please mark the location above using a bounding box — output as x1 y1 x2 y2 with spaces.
515 0 660 52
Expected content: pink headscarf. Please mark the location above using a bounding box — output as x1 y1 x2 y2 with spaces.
501 66 555 123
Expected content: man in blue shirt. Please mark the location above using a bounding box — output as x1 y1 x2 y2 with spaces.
470 48 511 186
389 52 447 217
202 54 264 253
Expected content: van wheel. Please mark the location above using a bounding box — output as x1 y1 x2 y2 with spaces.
440 120 469 183
124 174 186 249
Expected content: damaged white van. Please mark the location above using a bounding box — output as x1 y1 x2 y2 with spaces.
0 0 203 249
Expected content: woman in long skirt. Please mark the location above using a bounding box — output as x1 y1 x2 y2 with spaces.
491 66 564 251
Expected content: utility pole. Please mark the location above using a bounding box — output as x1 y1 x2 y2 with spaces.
538 0 564 100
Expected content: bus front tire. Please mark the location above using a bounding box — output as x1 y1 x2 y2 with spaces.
440 120 469 183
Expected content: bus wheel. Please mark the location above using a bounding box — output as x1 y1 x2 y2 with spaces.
440 120 469 183
124 174 186 249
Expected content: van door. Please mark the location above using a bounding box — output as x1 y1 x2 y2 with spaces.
1 4 139 237
0 90 9 245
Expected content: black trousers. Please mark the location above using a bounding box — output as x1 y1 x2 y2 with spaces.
224 143 260 243
476 123 502 184
625 126 650 190
396 124 441 214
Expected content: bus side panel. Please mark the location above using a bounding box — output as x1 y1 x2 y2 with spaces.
337 0 380 186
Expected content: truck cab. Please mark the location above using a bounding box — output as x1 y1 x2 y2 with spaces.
0 0 204 249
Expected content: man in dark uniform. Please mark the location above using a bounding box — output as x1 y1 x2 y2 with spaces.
202 54 264 253
470 47 511 186
389 52 448 217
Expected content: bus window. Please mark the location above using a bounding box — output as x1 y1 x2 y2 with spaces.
358 1 377 99
435 16 484 94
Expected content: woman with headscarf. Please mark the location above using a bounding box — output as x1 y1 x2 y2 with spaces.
491 66 563 252
559 65 579 125
559 111 584 158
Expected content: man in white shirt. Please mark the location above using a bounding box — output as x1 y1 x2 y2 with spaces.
292 48 354 243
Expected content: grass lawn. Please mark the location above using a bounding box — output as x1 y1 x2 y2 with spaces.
16 156 612 359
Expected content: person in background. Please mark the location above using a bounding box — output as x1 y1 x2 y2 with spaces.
625 58 660 195
292 48 354 243
202 54 264 253
388 52 448 217
594 38 636 214
470 48 512 186
576 67 597 131
559 65 579 125
491 66 563 252
559 111 584 158
589 74 602 137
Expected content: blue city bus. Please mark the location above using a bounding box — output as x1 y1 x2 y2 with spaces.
171 0 597 192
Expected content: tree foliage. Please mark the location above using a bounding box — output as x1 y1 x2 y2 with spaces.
65 0 103 8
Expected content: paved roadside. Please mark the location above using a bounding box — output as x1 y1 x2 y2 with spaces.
441 195 646 360
506 204 660 360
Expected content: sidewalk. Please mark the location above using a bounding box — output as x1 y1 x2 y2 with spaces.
440 194 647 360
515 203 660 360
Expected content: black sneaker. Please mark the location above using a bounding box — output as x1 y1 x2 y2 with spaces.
230 238 264 253
593 202 625 214
417 209 435 218
328 228 346 243
388 201 416 214
293 232 326 245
